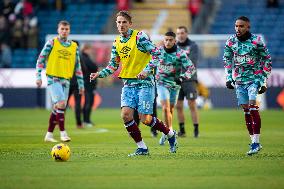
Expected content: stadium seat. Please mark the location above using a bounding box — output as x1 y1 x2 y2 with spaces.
37 2 116 46
209 0 284 67
12 49 38 68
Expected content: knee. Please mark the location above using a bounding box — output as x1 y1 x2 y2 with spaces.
188 100 197 109
176 102 182 110
162 106 170 114
140 115 152 125
121 111 133 123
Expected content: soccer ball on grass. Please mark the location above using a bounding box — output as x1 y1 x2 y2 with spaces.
51 143 71 161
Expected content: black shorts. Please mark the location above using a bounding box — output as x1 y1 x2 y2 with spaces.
178 81 198 100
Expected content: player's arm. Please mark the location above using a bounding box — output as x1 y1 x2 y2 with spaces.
257 36 272 85
179 52 196 81
223 38 235 89
35 39 53 87
74 47 84 94
189 42 199 66
90 41 120 81
142 46 162 76
136 31 161 78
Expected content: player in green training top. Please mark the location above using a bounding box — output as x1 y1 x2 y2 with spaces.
155 31 196 145
90 11 178 156
223 16 272 155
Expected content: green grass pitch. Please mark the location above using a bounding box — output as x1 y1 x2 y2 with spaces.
0 108 283 189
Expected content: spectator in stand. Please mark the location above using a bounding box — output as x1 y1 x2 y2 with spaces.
26 16 38 48
266 0 279 8
116 0 129 11
38 0 50 10
0 0 15 19
11 19 25 48
14 0 34 19
22 16 30 48
188 0 202 23
53 0 66 12
0 43 12 68
22 0 33 17
0 15 11 46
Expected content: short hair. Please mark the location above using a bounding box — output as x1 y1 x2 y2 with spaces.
58 20 70 27
237 16 250 23
165 31 176 38
177 26 188 33
116 11 132 22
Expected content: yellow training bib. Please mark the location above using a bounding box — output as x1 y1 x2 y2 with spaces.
46 38 77 79
115 30 151 79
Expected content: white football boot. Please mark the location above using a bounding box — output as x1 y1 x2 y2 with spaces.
44 132 58 142
60 131 71 142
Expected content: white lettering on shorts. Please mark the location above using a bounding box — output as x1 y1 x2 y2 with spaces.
142 101 151 110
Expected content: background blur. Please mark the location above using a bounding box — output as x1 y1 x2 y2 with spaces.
0 0 283 109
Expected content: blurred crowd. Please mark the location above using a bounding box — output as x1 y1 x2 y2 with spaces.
0 0 40 68
0 0 116 68
0 0 79 68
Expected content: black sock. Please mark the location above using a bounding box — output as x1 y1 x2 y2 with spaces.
193 124 199 137
179 123 185 133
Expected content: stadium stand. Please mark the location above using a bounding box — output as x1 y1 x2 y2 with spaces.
209 0 284 68
131 0 190 35
37 2 115 53
2 0 283 69
11 48 37 68
6 1 116 68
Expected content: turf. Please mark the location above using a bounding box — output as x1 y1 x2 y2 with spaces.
0 108 283 189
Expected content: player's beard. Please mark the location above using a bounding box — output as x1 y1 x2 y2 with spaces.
236 31 251 42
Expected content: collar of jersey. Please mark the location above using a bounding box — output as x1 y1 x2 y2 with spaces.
119 29 134 42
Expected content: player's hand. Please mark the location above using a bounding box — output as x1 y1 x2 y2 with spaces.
90 72 99 82
258 86 267 94
226 80 235 89
174 77 183 85
137 71 148 79
79 88 85 95
36 79 42 88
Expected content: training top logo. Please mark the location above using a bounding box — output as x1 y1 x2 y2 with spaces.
58 49 71 60
120 46 131 59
